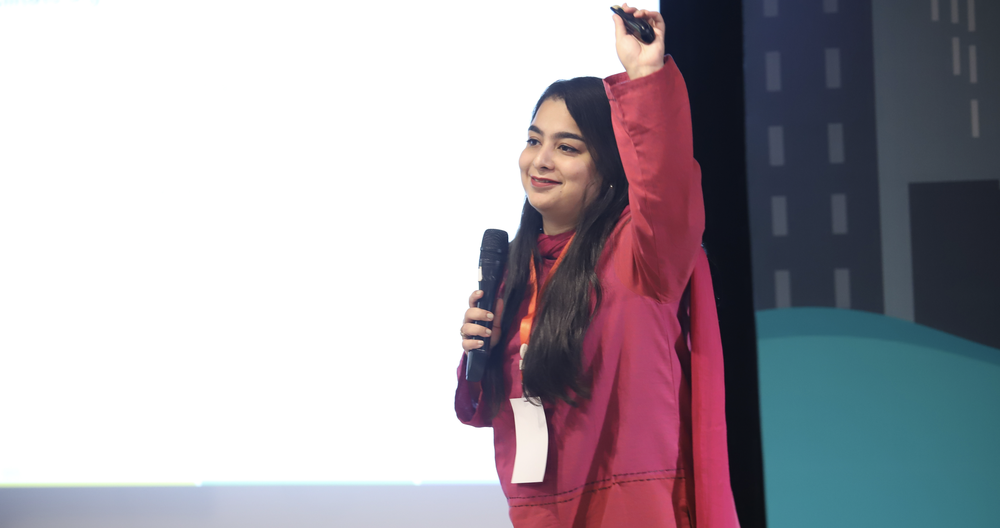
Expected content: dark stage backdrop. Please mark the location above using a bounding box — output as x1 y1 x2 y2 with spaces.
658 1 766 527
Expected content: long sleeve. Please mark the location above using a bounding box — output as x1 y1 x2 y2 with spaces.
604 56 704 304
608 58 741 528
454 353 492 427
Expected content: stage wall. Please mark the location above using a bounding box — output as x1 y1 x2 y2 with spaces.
744 1 1000 526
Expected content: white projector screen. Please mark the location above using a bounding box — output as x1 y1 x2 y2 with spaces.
0 0 626 487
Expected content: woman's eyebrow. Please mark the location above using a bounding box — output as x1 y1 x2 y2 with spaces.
528 125 586 143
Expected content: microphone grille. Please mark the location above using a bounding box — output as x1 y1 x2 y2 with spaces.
481 229 509 255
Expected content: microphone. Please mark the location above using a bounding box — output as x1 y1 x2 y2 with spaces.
610 5 655 44
466 229 508 382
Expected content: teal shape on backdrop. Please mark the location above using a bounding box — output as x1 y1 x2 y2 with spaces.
756 308 1000 528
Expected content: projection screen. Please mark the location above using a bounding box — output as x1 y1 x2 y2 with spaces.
0 0 628 503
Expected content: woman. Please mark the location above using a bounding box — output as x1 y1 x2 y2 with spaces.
456 5 740 527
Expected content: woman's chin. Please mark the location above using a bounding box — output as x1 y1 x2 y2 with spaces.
526 195 553 215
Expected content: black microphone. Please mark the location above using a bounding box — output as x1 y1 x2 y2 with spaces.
466 229 508 382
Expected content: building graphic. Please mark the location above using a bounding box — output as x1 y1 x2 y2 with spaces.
745 0 884 314
873 0 999 348
745 3 999 527
745 0 999 349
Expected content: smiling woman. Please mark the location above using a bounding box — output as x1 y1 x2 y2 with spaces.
520 96 604 236
454 4 741 528
499 74 631 410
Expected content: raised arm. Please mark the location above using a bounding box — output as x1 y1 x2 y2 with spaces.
606 6 704 304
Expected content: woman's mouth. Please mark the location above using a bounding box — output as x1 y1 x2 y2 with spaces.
530 176 561 188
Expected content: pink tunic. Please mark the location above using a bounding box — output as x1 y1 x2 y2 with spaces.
456 58 740 528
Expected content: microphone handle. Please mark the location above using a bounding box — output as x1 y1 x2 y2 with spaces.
466 259 504 382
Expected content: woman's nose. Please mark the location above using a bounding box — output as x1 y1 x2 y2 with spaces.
532 147 554 170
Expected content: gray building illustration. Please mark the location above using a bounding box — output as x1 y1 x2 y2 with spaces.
873 0 999 348
745 0 884 313
744 0 999 349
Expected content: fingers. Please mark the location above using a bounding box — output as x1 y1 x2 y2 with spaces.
620 4 665 34
613 5 664 46
465 290 497 326
462 320 493 339
464 306 494 324
468 289 483 308
461 316 493 352
465 291 495 324
612 11 628 40
641 9 666 33
462 333 485 351
463 289 498 352
463 339 485 353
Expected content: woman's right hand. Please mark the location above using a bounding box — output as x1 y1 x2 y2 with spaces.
461 290 504 354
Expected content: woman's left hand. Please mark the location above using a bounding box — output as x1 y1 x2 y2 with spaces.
612 3 665 80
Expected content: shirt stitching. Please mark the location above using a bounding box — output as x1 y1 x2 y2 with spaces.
508 473 683 507
505 467 682 500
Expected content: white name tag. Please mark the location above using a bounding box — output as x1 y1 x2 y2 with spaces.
509 397 548 483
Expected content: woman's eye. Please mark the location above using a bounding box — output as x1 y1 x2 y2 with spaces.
559 144 578 153
526 138 541 146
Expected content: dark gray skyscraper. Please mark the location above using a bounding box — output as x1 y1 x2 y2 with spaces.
744 0 884 313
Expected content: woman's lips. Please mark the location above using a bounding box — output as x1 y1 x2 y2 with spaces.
530 176 561 188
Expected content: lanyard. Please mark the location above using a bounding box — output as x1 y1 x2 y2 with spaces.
518 234 574 371
509 234 574 484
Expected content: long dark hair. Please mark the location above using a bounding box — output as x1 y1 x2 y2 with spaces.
482 77 630 416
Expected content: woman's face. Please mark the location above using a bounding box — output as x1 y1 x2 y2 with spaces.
519 97 600 234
